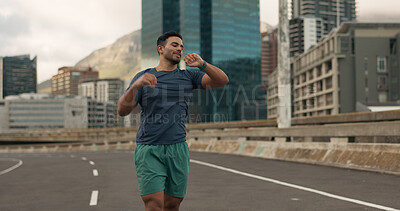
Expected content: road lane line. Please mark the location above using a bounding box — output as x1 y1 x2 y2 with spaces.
89 161 95 165
0 158 23 176
93 169 98 176
89 190 99 206
190 159 400 211
82 157 87 161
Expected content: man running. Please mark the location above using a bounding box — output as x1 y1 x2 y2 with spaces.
118 31 229 211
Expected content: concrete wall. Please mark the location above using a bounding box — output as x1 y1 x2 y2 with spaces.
1 110 400 175
188 139 400 175
1 138 398 176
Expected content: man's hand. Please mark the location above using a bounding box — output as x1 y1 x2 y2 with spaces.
133 73 157 88
184 53 204 68
117 73 157 116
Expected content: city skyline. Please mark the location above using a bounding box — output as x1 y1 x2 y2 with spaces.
1 0 400 83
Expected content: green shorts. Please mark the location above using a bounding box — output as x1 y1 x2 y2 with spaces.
134 141 190 198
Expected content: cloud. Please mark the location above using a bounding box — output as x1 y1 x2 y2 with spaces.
0 13 31 38
358 12 400 23
0 0 141 83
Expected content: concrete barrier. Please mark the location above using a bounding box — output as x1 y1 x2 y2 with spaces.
1 138 399 175
1 111 399 175
188 139 400 175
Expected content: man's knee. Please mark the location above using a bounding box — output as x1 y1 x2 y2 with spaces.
164 201 181 210
145 200 163 211
142 192 164 211
164 195 183 210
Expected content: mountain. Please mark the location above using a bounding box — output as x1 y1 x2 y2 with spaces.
37 79 51 94
76 29 141 81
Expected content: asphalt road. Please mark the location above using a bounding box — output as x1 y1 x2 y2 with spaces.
0 150 399 211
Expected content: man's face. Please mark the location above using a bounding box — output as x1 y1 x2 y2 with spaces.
159 36 184 64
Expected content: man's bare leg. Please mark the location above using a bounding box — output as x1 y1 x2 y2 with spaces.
164 193 183 211
141 191 164 211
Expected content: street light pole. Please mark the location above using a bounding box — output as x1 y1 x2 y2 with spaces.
277 0 292 128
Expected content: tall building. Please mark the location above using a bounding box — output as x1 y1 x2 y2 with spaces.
78 78 124 103
267 23 400 118
51 66 98 96
290 0 356 56
141 0 180 70
261 29 278 84
292 0 356 34
290 16 323 57
142 0 263 121
79 78 124 127
0 55 37 99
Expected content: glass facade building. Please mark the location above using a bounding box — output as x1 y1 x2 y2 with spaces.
141 0 264 122
0 55 37 99
141 0 180 70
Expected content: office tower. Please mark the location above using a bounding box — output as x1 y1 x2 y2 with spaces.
289 16 323 57
268 23 400 119
141 0 264 121
141 0 180 70
261 29 278 84
0 55 37 99
292 0 356 34
290 0 356 56
51 66 98 96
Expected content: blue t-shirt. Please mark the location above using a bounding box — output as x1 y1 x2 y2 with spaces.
125 68 205 145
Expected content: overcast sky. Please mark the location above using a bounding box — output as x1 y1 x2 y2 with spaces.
1 0 400 83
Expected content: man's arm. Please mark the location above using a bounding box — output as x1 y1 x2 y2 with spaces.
117 73 157 116
184 53 229 89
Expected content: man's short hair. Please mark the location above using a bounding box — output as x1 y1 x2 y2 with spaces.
156 31 183 51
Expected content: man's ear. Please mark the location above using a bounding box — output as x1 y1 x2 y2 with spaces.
157 45 164 55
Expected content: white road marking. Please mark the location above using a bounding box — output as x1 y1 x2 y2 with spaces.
93 169 98 176
89 161 95 165
70 155 76 158
81 157 87 161
190 159 400 211
0 158 23 176
89 190 99 206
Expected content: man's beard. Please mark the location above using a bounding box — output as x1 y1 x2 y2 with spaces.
166 52 181 65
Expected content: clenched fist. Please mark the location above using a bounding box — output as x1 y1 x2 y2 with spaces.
133 73 157 88
184 53 204 68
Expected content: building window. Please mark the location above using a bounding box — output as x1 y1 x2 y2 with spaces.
326 93 333 105
326 61 332 73
326 109 331 115
377 75 387 89
390 39 397 55
317 96 324 107
325 77 332 90
317 80 323 91
364 57 368 71
377 57 387 73
378 91 388 102
317 66 322 77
